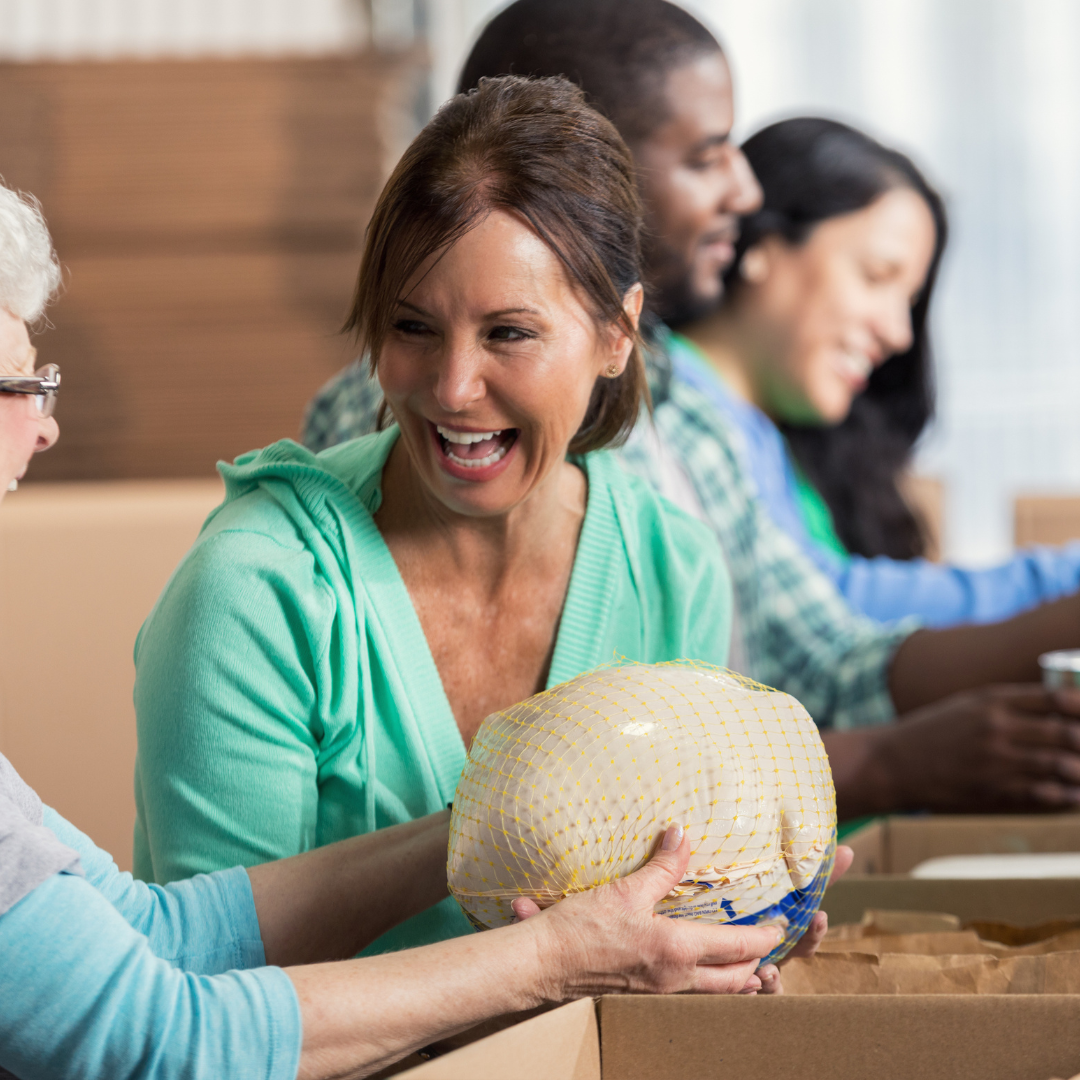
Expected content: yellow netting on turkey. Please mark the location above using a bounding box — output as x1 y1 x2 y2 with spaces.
447 661 836 963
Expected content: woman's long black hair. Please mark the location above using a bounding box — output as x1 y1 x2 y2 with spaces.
724 118 948 560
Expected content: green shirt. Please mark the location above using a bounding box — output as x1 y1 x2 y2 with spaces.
132 428 733 953
789 456 850 561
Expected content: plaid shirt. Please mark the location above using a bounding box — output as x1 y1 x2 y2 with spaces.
302 338 916 730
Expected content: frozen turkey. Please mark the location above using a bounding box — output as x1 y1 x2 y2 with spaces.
447 662 836 961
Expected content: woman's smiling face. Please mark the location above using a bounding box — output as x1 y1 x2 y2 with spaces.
744 187 937 425
377 209 639 518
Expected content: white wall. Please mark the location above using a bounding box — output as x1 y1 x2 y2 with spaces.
0 0 418 58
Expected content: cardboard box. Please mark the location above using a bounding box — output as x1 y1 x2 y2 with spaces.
823 816 1080 926
1015 495 1080 547
0 479 223 868
392 994 1080 1080
0 54 424 481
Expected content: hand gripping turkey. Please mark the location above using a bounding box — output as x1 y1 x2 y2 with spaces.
448 663 836 965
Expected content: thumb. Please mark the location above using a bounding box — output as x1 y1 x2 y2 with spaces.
624 824 691 906
512 897 542 922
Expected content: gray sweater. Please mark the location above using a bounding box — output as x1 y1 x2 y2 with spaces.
0 751 81 916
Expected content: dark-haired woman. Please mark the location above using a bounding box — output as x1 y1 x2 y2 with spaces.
677 117 1080 627
133 75 738 954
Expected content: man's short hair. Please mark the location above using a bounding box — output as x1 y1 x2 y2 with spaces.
457 0 722 147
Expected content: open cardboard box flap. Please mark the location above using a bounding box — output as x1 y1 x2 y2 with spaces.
393 999 599 1080
824 815 1080 926
395 994 1080 1080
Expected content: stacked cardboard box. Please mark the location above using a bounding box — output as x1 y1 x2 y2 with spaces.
0 54 424 481
0 479 224 866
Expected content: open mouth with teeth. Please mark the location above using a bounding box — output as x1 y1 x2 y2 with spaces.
433 423 519 471
833 348 875 387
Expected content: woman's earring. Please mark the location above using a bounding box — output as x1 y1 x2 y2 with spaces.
605 364 620 378
7 479 17 491
740 248 769 285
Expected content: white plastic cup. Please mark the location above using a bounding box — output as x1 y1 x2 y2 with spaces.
1040 649 1080 690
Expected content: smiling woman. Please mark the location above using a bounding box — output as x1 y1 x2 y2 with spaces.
132 75 736 954
0 175 803 1080
369 207 641 532
678 116 1080 628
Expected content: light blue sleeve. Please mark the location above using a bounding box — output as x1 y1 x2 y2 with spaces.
700 351 1080 629
43 806 265 974
729 410 1080 628
0 871 301 1080
830 543 1080 627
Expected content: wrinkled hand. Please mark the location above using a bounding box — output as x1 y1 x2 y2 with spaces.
755 843 854 995
512 824 783 998
877 685 1080 813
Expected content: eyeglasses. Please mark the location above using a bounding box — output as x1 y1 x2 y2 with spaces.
0 363 61 418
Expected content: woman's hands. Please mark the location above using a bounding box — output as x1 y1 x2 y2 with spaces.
512 824 785 999
290 824 818 1079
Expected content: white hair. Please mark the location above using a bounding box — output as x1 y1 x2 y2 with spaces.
0 181 61 323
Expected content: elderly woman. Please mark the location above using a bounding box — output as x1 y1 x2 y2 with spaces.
132 76 741 954
0 180 794 1079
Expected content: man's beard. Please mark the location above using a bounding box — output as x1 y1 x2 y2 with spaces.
642 233 724 328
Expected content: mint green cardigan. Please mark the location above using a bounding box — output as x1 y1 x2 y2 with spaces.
133 428 732 953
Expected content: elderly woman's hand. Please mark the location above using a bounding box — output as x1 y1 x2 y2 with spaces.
512 824 784 999
286 822 808 1078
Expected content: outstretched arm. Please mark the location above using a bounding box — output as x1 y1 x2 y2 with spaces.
248 810 452 966
43 804 453 972
889 591 1080 714
3 822 777 1080
836 546 1080 627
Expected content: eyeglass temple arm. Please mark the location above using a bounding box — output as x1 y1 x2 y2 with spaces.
0 374 59 394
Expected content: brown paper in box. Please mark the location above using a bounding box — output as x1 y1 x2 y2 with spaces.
819 927 1080 958
971 917 1080 947
782 949 1080 994
790 910 1080 994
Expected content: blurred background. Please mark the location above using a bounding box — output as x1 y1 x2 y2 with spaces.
445 0 1080 568
2 0 1079 862
2 0 1078 560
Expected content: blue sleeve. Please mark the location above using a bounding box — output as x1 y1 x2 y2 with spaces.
712 374 1080 629
832 543 1080 627
43 806 266 974
0 872 301 1080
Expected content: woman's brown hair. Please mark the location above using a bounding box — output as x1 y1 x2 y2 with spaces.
344 74 649 454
